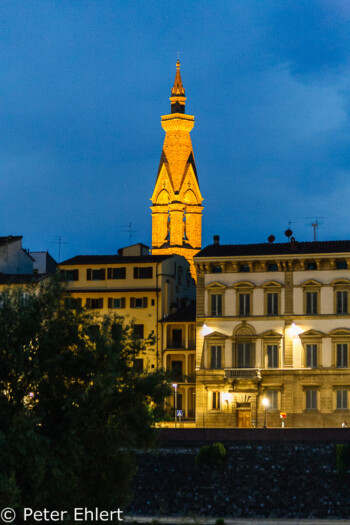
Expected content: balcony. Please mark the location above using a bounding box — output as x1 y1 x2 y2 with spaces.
169 372 196 384
167 339 186 349
225 368 261 379
166 339 196 350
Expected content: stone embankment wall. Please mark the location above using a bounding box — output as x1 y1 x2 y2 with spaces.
127 439 350 520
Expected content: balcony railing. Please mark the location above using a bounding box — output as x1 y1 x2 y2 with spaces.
166 339 196 350
167 339 185 349
169 373 196 384
225 368 261 379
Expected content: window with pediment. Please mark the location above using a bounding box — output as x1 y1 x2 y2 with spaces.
206 282 226 317
262 281 282 316
301 280 322 315
261 330 283 369
299 330 324 369
233 282 254 317
330 329 350 368
332 279 350 315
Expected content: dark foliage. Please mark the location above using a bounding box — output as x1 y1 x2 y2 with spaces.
0 278 170 521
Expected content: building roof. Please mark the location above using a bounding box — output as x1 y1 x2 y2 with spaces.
0 235 22 247
195 240 350 259
60 254 173 266
162 303 196 322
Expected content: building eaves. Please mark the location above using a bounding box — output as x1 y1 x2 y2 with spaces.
60 254 173 266
195 240 350 259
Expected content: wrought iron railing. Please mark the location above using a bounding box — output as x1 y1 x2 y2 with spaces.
225 368 261 379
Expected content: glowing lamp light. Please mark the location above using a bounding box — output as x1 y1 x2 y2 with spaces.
222 392 232 403
172 383 178 391
262 397 269 408
200 324 214 337
289 322 303 337
28 392 34 398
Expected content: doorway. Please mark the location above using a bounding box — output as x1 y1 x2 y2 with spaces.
237 410 251 428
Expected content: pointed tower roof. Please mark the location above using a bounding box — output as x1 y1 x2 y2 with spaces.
171 60 185 96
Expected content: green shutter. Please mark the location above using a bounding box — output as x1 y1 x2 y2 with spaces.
87 269 91 280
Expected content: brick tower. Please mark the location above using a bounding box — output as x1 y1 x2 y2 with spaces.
151 60 203 279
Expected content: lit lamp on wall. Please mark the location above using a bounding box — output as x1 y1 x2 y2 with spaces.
172 383 178 427
262 397 269 428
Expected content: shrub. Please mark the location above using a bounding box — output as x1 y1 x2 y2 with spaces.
195 442 226 469
336 444 350 477
215 519 225 525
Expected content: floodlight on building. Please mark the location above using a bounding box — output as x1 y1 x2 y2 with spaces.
200 324 214 336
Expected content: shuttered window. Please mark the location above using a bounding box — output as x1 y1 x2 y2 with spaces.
306 292 318 314
85 298 103 309
306 344 317 368
130 297 148 308
86 269 105 281
211 294 222 316
306 390 317 410
134 267 153 279
337 390 348 409
267 293 278 315
61 269 79 281
107 298 126 309
107 267 126 279
239 294 250 316
337 291 348 314
133 324 144 339
267 345 278 368
212 391 221 410
210 346 222 369
337 344 348 368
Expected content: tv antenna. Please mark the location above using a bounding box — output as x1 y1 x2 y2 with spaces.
305 217 325 242
52 235 68 262
118 223 138 244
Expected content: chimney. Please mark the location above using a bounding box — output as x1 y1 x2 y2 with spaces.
213 235 220 245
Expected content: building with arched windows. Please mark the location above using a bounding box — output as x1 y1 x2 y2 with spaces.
194 237 350 428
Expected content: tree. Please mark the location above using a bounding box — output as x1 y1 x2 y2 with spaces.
0 277 170 519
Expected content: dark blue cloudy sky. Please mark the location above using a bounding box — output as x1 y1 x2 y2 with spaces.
1 0 350 261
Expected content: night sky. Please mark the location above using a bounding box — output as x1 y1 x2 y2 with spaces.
1 1 350 262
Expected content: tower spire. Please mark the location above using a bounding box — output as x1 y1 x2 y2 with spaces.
151 59 203 280
170 59 186 114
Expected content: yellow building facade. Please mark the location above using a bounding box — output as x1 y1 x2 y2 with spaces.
59 243 195 372
194 237 350 428
151 61 203 279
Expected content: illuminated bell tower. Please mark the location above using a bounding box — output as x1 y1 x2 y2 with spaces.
151 60 203 279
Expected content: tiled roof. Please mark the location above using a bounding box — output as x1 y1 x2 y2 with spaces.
162 303 196 322
195 240 350 259
60 254 172 266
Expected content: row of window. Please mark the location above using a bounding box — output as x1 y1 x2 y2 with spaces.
211 260 348 273
211 389 350 410
66 297 154 309
210 290 349 316
62 266 154 282
209 343 350 369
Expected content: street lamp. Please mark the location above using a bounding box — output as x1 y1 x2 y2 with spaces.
262 397 269 428
172 383 178 427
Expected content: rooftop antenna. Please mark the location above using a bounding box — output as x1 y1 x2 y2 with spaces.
306 217 325 242
51 235 68 262
118 223 138 244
